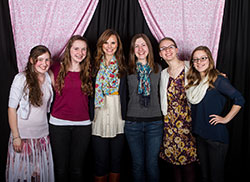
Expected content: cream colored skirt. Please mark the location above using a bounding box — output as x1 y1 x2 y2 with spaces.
6 135 54 182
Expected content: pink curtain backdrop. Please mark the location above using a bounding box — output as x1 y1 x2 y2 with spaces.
138 0 225 63
9 0 99 72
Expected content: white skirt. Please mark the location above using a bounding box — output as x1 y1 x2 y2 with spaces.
5 136 54 182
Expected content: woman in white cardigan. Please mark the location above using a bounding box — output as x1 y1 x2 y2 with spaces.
159 37 197 182
6 45 54 182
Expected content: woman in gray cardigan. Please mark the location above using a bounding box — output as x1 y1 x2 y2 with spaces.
125 33 163 182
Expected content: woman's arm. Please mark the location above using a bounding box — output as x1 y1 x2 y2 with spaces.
209 105 241 125
8 107 22 152
48 69 55 87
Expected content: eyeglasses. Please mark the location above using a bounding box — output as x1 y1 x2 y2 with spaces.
192 57 208 63
159 44 176 51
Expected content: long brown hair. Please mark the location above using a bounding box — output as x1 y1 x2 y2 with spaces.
128 33 158 74
186 46 220 89
24 45 51 107
56 35 93 96
93 29 126 77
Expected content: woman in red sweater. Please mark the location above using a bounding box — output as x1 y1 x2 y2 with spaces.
49 35 93 182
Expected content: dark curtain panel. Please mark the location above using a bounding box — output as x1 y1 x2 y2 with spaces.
84 0 162 181
217 0 250 181
84 0 163 67
1 0 249 181
0 0 18 181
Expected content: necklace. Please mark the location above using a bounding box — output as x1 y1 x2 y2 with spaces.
168 62 184 79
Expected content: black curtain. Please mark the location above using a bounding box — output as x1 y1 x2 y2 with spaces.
0 0 249 181
216 0 250 181
0 0 18 181
83 0 161 181
84 0 163 67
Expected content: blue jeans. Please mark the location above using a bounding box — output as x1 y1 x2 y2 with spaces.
125 120 163 182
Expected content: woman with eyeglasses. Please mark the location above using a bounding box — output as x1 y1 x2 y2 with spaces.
159 37 197 182
185 46 244 182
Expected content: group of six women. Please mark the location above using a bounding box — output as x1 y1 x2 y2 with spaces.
6 29 244 182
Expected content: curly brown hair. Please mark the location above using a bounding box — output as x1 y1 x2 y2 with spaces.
128 34 159 74
56 35 93 96
24 45 51 107
186 46 220 89
93 29 126 77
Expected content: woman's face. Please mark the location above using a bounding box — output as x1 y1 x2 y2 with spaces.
70 40 87 64
102 35 118 57
192 50 210 75
159 39 178 62
134 37 149 61
32 52 51 75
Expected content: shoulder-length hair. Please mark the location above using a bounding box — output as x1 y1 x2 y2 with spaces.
25 45 51 107
56 35 93 96
128 33 158 74
93 29 126 77
186 46 220 89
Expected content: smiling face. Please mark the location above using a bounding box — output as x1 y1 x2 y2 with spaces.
134 37 149 62
102 34 118 57
31 52 51 75
192 50 210 77
70 40 87 64
159 39 178 62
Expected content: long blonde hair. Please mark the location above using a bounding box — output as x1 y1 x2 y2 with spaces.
56 35 93 96
25 45 51 107
186 46 220 89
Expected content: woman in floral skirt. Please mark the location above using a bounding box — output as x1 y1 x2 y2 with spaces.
6 45 54 182
159 37 197 182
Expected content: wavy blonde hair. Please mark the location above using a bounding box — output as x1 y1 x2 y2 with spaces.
186 46 220 89
24 45 51 107
128 33 159 74
56 35 93 96
93 29 126 77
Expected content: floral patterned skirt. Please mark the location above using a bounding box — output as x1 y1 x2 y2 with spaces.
5 136 54 182
159 115 197 165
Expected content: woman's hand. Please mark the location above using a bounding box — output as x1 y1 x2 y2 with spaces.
209 115 229 125
12 137 22 152
209 105 242 126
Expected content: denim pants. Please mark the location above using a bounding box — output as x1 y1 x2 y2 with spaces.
125 120 163 182
196 136 228 182
49 124 91 182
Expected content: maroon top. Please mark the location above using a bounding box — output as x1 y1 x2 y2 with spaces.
51 63 90 121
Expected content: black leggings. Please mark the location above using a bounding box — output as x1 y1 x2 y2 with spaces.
196 136 228 182
49 124 91 182
173 163 197 182
92 134 124 176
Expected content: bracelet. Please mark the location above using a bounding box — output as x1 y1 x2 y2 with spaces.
12 136 20 141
